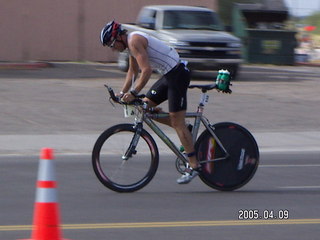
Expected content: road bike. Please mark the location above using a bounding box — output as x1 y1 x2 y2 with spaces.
92 84 259 192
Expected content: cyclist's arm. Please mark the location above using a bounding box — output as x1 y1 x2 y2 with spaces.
121 55 139 93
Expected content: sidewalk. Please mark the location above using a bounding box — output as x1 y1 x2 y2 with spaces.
0 131 319 156
1 62 319 156
1 60 320 70
0 61 51 70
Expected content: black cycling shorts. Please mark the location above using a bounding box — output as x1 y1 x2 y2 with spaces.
145 63 191 112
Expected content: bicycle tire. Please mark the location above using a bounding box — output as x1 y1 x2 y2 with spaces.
195 122 259 191
92 124 159 192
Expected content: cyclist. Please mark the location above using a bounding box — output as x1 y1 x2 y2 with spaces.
100 20 200 184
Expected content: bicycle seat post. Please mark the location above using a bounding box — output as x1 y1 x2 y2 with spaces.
198 90 210 111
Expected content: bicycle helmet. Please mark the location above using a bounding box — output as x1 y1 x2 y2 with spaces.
100 20 123 46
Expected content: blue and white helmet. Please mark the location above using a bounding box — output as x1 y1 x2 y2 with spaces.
100 20 123 46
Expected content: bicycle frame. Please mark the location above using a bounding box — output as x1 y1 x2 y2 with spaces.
124 89 229 165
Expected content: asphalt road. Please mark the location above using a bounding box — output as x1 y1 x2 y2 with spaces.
1 152 319 240
0 63 320 239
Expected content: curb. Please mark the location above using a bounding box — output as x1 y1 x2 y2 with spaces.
295 62 320 67
1 61 320 70
0 62 51 70
0 132 319 156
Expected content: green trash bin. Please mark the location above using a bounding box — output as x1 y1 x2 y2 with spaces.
246 29 296 64
232 2 297 65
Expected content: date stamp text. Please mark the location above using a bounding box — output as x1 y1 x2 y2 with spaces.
238 209 289 220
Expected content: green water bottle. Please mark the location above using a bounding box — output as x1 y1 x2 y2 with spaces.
215 70 223 85
216 70 230 91
179 145 185 152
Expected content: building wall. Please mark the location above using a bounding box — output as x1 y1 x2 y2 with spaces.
0 0 217 62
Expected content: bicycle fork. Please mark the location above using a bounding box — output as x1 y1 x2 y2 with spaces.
122 123 143 160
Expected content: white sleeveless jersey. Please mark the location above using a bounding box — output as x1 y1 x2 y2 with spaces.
128 31 180 75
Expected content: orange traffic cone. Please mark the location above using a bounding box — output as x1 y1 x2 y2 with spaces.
21 148 69 240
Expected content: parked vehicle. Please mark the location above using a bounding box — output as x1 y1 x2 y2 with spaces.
118 5 243 78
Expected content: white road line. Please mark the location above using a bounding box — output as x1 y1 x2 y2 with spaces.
260 164 320 168
279 186 320 189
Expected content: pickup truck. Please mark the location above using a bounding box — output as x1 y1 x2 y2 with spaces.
118 5 243 78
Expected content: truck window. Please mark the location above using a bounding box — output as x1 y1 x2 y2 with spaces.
163 10 223 31
137 9 157 28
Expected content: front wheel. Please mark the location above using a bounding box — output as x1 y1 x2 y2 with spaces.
92 124 159 192
195 122 259 191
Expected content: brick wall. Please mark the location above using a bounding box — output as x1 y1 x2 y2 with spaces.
0 0 217 62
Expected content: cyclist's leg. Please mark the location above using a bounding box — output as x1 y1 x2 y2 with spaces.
145 64 198 169
144 76 171 126
169 110 198 169
166 64 199 170
171 109 200 184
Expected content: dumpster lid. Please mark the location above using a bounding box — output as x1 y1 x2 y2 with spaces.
235 0 289 23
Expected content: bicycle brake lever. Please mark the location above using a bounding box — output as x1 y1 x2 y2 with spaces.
105 85 122 104
108 97 116 108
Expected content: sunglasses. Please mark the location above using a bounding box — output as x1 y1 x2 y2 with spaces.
106 38 116 48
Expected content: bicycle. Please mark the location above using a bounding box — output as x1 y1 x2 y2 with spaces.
92 83 259 192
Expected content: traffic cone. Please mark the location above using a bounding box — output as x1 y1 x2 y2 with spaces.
21 148 69 240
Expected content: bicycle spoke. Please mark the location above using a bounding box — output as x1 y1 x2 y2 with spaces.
110 159 127 181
